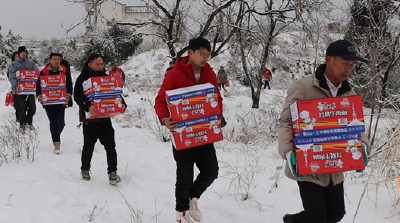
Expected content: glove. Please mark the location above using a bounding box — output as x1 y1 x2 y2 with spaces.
286 151 303 179
356 144 368 173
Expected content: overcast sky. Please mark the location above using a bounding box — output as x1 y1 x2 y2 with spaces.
0 0 142 40
0 0 346 40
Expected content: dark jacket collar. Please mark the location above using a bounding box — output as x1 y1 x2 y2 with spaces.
315 64 352 96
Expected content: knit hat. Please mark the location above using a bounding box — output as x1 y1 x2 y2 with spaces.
326 40 367 63
17 46 28 55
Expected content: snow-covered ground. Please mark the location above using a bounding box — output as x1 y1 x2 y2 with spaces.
0 48 398 223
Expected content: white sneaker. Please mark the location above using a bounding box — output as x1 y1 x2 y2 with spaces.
189 198 203 221
176 210 193 223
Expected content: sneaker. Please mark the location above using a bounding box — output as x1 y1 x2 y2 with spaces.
81 170 91 181
108 171 122 185
176 210 193 223
189 198 203 221
54 142 61 155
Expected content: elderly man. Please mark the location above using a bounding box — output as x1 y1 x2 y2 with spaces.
36 53 73 154
279 40 371 223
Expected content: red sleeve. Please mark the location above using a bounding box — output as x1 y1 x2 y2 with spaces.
154 72 175 123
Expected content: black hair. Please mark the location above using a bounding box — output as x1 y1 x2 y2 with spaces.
188 37 211 52
49 53 62 60
11 52 18 62
82 54 103 72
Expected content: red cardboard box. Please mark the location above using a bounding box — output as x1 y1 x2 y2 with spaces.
41 88 68 105
85 112 119 120
165 83 220 122
85 97 125 119
290 95 365 138
16 70 39 81
40 75 66 90
295 132 365 175
171 115 223 150
17 80 37 95
83 76 123 98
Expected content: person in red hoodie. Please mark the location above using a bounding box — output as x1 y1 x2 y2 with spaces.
155 37 225 223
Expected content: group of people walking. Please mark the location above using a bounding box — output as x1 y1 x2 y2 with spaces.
6 38 369 223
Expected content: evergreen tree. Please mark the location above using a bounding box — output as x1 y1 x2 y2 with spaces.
0 25 21 74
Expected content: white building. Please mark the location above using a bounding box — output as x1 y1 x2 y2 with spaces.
85 0 158 45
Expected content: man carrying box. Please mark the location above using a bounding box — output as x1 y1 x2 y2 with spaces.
278 40 371 223
74 54 126 185
8 46 39 131
155 37 225 223
36 53 73 155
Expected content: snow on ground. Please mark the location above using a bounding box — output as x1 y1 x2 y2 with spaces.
0 49 399 223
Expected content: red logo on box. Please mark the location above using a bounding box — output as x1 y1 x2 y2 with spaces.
41 89 67 105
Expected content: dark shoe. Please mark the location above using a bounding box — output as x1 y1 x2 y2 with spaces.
108 171 122 185
283 214 294 223
81 170 91 181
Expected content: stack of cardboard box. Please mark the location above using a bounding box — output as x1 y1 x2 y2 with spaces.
290 95 366 175
16 70 39 94
40 74 68 105
165 83 223 150
82 76 124 119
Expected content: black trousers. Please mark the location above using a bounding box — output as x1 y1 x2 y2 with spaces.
293 181 345 223
15 94 36 127
263 80 271 89
218 83 226 91
173 143 219 211
12 94 19 120
81 119 117 174
44 105 66 142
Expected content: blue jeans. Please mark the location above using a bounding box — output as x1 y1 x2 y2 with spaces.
44 105 66 142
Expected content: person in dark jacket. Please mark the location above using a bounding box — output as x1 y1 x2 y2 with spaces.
8 46 38 131
155 37 224 223
74 54 126 185
36 53 73 154
7 52 19 122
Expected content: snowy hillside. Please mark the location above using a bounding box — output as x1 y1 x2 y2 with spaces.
0 45 398 223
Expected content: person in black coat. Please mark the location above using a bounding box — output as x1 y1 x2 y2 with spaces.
74 54 126 185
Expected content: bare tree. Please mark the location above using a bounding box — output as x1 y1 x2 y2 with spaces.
235 0 314 108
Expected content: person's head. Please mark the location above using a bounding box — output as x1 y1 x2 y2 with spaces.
17 46 28 59
110 62 117 70
325 40 367 86
49 53 62 70
169 62 174 68
220 66 223 70
86 54 104 71
11 52 18 62
187 37 211 70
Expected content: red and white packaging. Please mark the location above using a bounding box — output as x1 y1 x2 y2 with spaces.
290 95 365 138
85 112 119 120
17 80 37 95
83 76 123 99
85 97 125 119
40 75 66 90
41 88 68 105
171 115 223 150
295 132 365 175
165 83 220 122
16 70 39 81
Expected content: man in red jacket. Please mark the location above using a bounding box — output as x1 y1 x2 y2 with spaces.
155 37 223 223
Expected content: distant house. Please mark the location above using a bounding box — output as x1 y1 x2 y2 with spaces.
85 0 158 45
